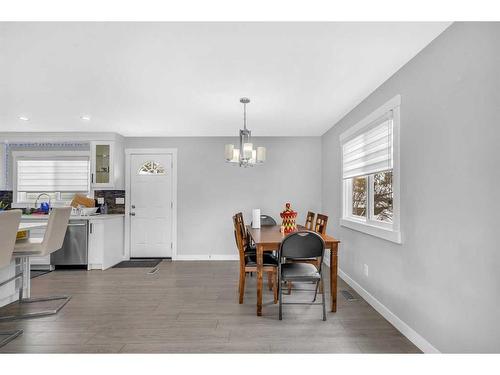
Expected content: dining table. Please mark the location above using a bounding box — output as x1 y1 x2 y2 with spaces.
247 224 340 316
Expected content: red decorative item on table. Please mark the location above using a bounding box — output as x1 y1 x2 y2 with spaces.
280 202 298 234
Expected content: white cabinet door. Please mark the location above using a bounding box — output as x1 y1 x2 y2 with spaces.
91 141 114 188
88 217 124 270
87 220 104 268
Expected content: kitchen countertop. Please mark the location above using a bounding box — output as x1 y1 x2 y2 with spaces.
21 214 125 221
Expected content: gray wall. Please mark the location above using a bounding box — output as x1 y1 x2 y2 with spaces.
126 137 322 258
322 22 500 353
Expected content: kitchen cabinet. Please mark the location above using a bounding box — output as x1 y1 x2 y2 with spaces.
87 216 124 270
91 141 114 188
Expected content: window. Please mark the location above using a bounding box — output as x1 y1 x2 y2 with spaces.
14 154 90 204
138 161 166 175
340 95 401 243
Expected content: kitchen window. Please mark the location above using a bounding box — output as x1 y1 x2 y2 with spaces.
340 95 401 243
13 151 90 205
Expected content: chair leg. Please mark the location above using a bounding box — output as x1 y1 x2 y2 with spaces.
0 296 72 322
278 276 283 320
273 270 278 304
315 259 324 294
238 268 246 304
267 271 273 291
313 280 320 302
0 257 72 322
0 329 23 348
321 278 326 321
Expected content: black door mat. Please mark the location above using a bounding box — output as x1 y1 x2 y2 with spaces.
30 270 52 279
113 258 164 268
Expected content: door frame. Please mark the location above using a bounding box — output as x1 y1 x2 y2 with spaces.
124 148 178 260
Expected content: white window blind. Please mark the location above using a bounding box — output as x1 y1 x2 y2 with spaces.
342 113 393 179
17 158 90 192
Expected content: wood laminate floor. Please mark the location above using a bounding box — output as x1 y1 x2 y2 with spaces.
0 261 420 353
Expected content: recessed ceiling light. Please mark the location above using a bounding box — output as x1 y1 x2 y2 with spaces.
18 116 29 121
80 115 91 121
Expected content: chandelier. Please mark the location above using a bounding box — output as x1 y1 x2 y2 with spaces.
224 97 266 167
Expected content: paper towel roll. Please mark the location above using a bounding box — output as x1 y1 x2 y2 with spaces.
252 209 261 229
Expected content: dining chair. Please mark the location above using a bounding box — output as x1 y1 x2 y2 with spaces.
234 212 255 255
251 214 277 227
314 214 329 235
233 214 278 304
278 230 326 321
287 213 328 294
0 207 72 321
0 210 24 346
304 211 315 230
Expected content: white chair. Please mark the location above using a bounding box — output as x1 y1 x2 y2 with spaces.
0 210 24 346
0 207 72 321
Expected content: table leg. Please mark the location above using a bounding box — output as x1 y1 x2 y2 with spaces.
330 242 338 312
256 244 263 316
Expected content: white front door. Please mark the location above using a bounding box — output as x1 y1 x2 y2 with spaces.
130 153 173 258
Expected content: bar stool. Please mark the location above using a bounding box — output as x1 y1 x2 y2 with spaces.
0 210 24 346
0 207 72 321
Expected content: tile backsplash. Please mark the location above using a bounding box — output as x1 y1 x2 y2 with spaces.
93 190 125 214
0 191 13 209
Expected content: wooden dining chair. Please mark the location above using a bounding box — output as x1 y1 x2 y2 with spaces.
305 211 315 230
234 212 255 255
233 213 278 304
314 214 329 235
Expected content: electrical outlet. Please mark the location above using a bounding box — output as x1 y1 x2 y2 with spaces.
96 197 104 204
363 264 369 277
115 197 125 205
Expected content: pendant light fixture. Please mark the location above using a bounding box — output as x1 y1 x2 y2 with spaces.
225 97 266 167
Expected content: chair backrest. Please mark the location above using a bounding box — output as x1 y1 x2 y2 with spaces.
0 210 22 269
40 207 72 256
232 213 247 266
314 214 328 235
305 211 315 230
259 215 277 226
279 230 325 261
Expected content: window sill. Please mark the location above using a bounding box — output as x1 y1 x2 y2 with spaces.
340 217 402 244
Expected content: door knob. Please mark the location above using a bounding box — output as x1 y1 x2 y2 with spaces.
130 212 136 216
131 205 135 209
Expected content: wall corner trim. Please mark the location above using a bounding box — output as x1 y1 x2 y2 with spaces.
338 268 440 354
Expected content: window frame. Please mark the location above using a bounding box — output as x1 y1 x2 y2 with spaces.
340 95 402 244
12 150 91 206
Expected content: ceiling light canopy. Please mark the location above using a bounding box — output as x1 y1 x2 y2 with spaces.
225 98 266 167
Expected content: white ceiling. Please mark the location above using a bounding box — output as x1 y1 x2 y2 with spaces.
0 22 451 136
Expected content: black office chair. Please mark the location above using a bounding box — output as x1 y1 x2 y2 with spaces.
278 230 326 321
251 214 277 227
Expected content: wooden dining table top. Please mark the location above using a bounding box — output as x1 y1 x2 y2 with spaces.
246 224 339 246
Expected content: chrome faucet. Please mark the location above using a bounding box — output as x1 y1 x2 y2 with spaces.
34 193 51 210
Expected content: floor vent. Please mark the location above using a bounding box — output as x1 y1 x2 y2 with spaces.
341 290 358 301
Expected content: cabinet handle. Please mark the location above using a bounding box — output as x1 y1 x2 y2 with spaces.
89 223 93 234
130 212 136 216
91 173 94 183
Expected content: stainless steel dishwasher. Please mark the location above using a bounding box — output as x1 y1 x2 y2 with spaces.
51 220 88 268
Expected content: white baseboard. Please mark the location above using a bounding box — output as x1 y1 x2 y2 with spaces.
175 254 239 261
338 268 440 354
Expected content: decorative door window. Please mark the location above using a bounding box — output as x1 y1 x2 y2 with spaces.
138 161 166 175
